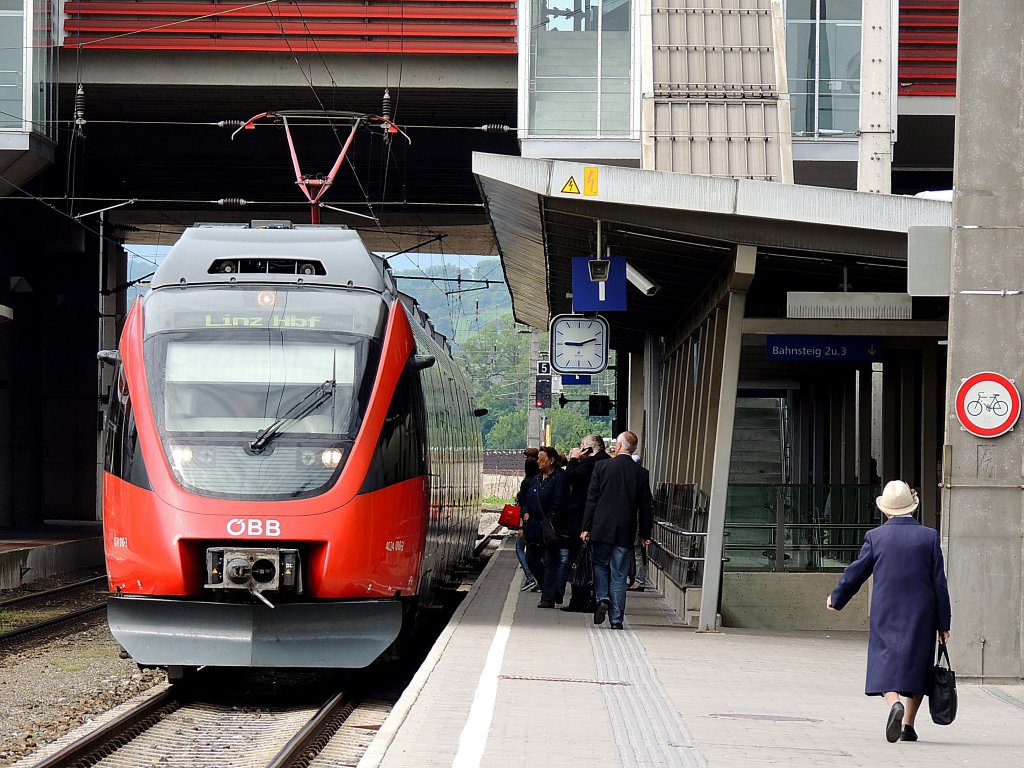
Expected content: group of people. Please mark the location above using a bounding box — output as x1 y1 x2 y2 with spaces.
507 435 953 742
513 431 652 629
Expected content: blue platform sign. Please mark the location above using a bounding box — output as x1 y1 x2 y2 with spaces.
562 374 592 386
766 335 882 362
572 256 627 312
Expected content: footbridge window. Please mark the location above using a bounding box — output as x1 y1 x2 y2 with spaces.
786 0 862 138
0 0 56 137
527 0 633 137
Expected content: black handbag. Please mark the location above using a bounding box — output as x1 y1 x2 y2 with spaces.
929 641 958 725
570 543 594 588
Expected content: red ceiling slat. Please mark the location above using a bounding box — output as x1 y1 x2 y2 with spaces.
63 0 518 52
65 35 518 54
66 20 517 37
898 0 958 97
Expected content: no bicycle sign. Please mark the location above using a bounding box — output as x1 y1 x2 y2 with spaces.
955 371 1021 438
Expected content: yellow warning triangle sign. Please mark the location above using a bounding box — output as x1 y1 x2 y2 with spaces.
561 176 580 194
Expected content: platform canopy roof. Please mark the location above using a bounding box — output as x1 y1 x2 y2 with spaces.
473 153 952 352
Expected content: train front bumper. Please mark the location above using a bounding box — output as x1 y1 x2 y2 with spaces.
108 596 403 668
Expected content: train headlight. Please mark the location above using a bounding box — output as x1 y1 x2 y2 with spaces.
321 447 344 468
171 445 193 468
257 290 276 307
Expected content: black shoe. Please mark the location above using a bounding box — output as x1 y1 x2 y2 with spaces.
886 701 905 743
610 622 624 630
537 600 555 608
593 600 609 625
900 725 918 742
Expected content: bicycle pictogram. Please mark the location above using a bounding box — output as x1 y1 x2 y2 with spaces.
965 391 1009 418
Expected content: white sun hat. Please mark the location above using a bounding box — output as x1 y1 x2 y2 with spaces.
876 480 919 517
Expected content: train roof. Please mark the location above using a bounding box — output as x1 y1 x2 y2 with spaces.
150 221 394 293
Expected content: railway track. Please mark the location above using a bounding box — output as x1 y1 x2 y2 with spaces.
0 576 108 647
29 672 394 768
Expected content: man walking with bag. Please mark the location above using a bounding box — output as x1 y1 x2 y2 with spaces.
580 431 652 630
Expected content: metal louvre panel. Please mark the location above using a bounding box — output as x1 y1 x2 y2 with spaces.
651 1 776 97
644 0 792 182
652 100 782 180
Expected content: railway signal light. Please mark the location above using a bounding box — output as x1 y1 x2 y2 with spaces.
535 375 551 408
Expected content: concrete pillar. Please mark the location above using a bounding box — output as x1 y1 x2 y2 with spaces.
943 0 1024 681
857 0 894 193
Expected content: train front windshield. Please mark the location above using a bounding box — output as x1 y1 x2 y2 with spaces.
143 286 387 500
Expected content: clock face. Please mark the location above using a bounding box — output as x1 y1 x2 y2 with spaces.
549 314 609 374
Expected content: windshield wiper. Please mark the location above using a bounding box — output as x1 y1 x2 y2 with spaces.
249 379 336 454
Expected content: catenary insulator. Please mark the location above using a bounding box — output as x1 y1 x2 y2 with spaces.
217 198 248 207
382 89 393 122
479 124 513 133
74 84 86 134
218 120 246 128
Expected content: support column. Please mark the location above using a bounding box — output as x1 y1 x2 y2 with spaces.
628 349 646 452
919 344 938 528
857 0 894 193
881 359 898 482
644 335 664 479
697 244 754 632
943 0 1024 680
697 292 745 631
899 355 917 483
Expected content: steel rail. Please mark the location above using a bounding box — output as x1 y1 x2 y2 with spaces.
30 685 184 768
0 576 106 609
264 690 359 768
0 604 107 645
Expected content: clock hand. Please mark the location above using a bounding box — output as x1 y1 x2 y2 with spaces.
563 337 598 346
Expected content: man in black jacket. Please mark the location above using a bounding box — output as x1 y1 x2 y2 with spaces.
581 431 653 629
561 434 610 612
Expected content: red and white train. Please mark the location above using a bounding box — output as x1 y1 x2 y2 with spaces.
100 221 483 674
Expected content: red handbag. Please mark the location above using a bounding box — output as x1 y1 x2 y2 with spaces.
498 504 521 529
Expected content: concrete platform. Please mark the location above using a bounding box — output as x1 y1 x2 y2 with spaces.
0 523 103 590
359 538 1024 768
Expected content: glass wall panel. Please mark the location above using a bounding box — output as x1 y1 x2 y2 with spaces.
819 0 861 21
0 9 24 130
528 0 632 137
32 0 55 138
784 0 861 138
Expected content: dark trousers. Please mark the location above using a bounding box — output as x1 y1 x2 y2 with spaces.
524 541 546 593
541 543 571 603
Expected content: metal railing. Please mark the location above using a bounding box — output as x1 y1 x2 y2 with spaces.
724 483 878 572
648 482 710 589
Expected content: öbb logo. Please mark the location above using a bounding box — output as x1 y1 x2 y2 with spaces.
226 519 281 537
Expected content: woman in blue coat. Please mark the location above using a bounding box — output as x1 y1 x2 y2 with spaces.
827 480 952 744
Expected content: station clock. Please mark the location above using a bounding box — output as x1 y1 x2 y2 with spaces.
549 314 610 374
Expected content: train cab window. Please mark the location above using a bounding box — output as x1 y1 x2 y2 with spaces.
102 366 150 489
142 286 387 500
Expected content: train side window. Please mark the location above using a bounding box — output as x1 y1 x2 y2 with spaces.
359 364 427 494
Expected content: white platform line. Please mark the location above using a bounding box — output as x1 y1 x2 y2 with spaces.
450 562 521 768
357 545 508 768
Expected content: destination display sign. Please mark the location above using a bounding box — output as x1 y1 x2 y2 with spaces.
765 335 882 362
